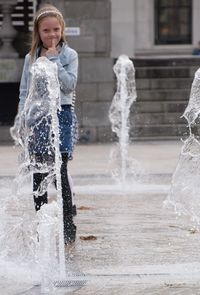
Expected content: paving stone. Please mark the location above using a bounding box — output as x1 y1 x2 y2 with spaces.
1 142 200 294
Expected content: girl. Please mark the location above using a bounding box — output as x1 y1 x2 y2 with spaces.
18 4 78 245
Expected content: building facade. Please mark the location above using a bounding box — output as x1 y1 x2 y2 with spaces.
111 0 200 58
0 0 199 142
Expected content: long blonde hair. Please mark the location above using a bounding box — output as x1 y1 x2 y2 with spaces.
30 4 66 60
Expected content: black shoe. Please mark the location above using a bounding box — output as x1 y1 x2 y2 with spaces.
64 220 76 245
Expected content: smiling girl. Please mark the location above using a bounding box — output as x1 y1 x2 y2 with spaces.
18 4 78 245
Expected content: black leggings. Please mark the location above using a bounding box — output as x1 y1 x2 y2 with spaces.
33 153 73 221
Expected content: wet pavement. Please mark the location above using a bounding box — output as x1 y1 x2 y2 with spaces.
1 141 200 294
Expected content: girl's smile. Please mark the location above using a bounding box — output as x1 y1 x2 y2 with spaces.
39 16 62 49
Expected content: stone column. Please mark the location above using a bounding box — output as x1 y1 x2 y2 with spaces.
193 0 200 47
134 0 154 55
111 0 136 58
0 0 18 58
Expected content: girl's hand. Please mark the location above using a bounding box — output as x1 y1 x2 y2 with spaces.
46 39 58 56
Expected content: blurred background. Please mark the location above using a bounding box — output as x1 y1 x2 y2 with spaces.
0 0 199 143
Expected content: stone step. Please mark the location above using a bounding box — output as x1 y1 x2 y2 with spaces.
131 134 186 140
134 100 188 113
135 66 195 79
131 112 185 125
133 57 200 67
0 126 13 143
129 58 198 139
131 124 188 138
136 89 190 101
136 77 193 90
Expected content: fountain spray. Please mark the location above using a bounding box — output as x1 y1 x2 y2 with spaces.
109 55 137 186
165 68 200 226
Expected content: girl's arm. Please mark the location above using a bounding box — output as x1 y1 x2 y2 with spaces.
18 54 30 113
48 49 78 95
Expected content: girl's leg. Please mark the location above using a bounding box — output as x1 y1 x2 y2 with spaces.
33 172 48 211
61 152 76 244
54 171 76 216
68 173 77 216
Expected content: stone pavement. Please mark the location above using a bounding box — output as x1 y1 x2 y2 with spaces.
2 141 200 294
0 140 182 177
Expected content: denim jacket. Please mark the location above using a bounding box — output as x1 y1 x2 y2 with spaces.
18 43 78 113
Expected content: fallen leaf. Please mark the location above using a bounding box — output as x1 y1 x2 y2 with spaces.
189 228 198 234
78 206 93 210
164 282 185 288
80 235 97 241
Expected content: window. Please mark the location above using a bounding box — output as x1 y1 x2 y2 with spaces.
155 0 192 44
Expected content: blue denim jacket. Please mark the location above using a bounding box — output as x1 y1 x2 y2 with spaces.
18 43 78 113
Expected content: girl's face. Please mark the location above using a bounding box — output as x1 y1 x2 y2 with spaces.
38 16 62 48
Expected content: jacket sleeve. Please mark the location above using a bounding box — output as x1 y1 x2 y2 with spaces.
48 49 78 95
18 54 30 113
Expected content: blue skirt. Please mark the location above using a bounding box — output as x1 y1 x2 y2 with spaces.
28 105 78 159
59 105 73 154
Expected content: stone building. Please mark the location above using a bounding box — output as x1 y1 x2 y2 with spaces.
0 0 199 142
112 0 200 57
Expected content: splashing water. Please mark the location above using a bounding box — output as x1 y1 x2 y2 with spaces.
0 57 81 293
109 55 141 186
165 68 200 226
